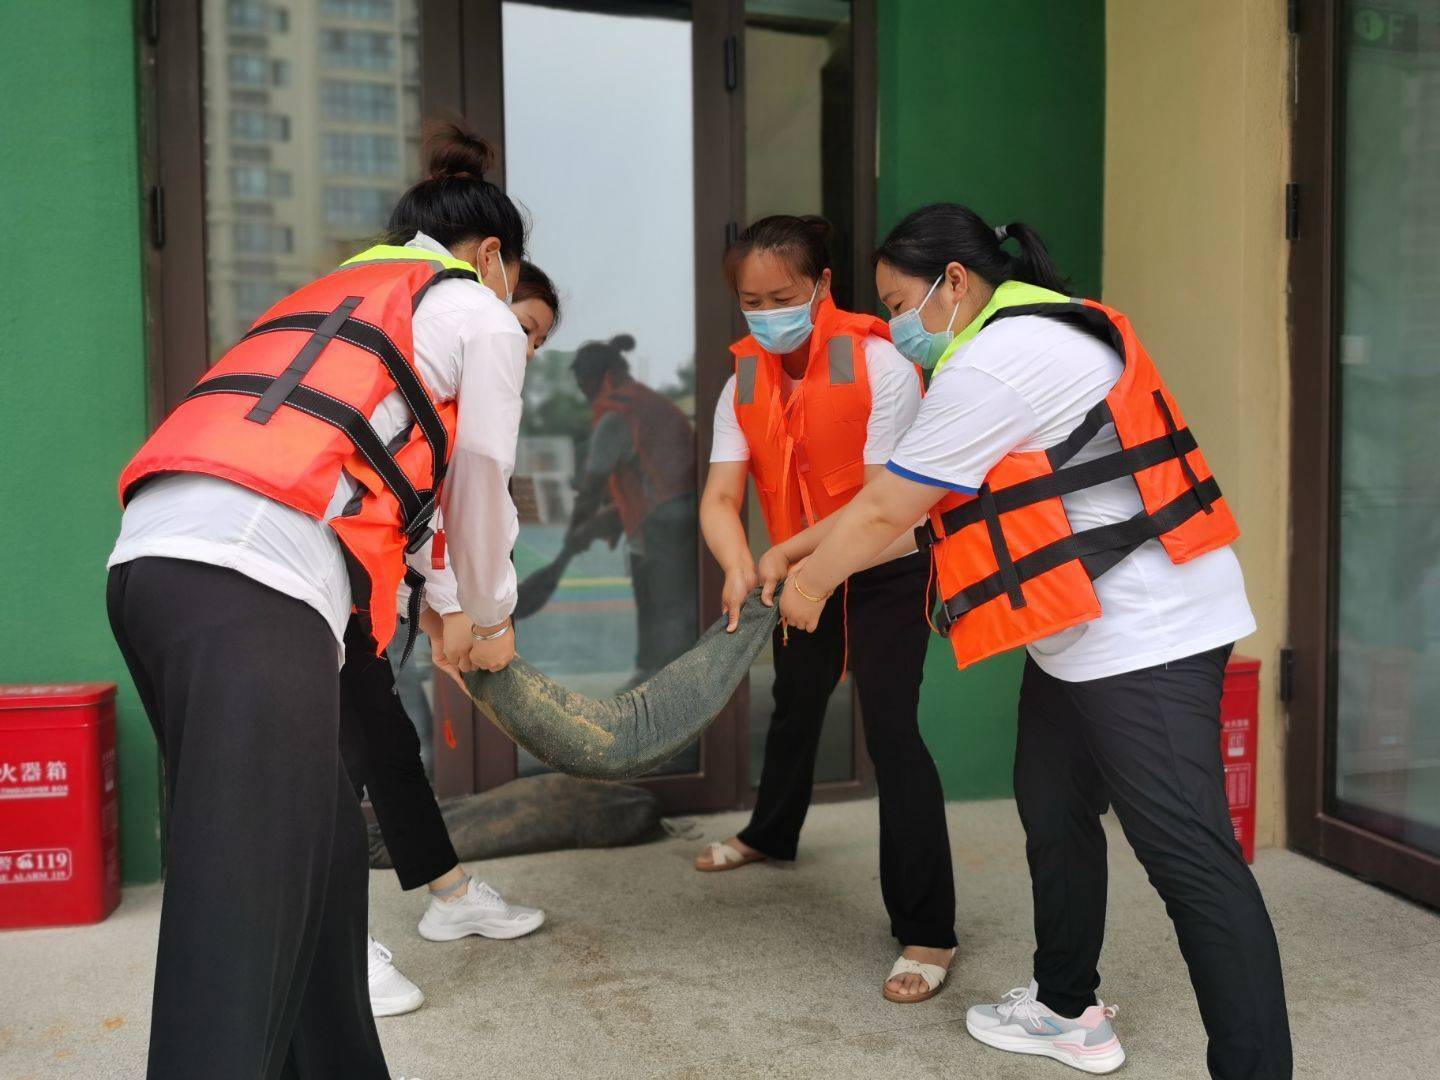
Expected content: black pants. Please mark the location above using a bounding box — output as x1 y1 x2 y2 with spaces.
339 614 460 891
107 558 388 1080
740 553 956 948
1015 648 1292 1080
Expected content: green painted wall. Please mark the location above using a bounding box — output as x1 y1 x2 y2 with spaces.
0 3 161 881
877 0 1105 798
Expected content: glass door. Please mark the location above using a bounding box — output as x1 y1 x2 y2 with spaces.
1331 0 1440 856
502 0 703 776
1288 0 1440 906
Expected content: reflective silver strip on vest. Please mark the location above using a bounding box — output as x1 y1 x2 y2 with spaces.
828 337 855 385
737 355 759 405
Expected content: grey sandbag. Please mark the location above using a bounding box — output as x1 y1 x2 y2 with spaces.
369 773 661 866
463 589 780 780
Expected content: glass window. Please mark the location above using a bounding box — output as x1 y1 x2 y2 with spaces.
231 165 268 197
322 0 396 19
229 53 268 86
320 28 396 71
323 185 397 227
1332 0 1440 856
232 222 293 254
227 0 265 30
321 79 398 124
502 1 702 776
322 132 399 176
271 59 291 87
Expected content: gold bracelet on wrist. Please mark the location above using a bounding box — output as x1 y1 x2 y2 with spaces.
791 576 828 604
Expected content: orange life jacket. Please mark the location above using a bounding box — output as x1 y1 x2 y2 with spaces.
730 297 897 544
590 373 696 540
917 294 1239 671
118 247 479 657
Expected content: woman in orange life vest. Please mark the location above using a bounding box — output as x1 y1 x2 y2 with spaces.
770 204 1291 1078
347 261 559 1019
568 334 699 686
106 123 531 1080
696 215 958 1004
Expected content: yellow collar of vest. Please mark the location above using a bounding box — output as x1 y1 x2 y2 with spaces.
932 280 1071 375
342 243 477 275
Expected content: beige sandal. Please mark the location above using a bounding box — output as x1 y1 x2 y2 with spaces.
694 840 767 872
882 952 953 1004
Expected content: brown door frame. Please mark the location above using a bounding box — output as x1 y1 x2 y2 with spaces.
1286 0 1440 907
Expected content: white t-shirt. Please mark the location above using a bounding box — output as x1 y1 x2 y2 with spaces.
710 335 921 465
110 232 525 655
888 313 1256 682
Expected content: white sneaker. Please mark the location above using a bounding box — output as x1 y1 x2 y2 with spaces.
367 937 424 1017
966 980 1125 1074
417 878 545 942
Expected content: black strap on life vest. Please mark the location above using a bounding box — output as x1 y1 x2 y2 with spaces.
341 546 428 667
916 299 1223 637
191 265 473 551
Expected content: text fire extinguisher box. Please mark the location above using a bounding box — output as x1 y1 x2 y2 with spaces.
1220 656 1260 864
0 683 121 929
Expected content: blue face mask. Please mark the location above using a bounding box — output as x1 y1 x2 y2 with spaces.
743 282 820 355
889 274 960 370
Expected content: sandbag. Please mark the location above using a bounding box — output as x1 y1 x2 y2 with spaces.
463 589 779 779
368 772 661 866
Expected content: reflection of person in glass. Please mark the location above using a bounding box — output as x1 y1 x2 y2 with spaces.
694 215 956 1005
570 334 699 687
108 123 534 1079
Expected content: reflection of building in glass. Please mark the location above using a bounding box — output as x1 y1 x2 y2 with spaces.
203 0 420 355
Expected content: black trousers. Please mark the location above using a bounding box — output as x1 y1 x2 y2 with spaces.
1015 648 1292 1080
740 553 956 948
107 558 388 1080
339 614 459 891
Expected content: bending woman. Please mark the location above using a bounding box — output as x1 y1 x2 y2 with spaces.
107 123 530 1079
771 203 1290 1078
697 214 957 1004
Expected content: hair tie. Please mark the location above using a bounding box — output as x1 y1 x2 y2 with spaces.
994 225 1010 244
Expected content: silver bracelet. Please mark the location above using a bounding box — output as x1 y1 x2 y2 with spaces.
471 622 512 642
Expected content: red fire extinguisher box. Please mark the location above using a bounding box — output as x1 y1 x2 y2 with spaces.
1220 656 1260 864
0 683 121 930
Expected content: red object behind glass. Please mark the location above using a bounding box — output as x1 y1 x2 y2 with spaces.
0 683 120 929
1221 657 1260 864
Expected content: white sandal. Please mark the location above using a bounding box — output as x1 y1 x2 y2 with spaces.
694 840 767 872
883 953 953 1004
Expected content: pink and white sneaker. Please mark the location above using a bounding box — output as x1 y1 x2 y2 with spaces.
966 980 1125 1074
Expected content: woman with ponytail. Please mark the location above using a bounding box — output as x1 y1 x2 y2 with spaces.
108 122 538 1077
696 214 958 1005
767 203 1291 1077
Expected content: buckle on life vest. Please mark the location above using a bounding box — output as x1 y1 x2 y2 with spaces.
932 596 957 637
913 521 936 556
404 494 439 554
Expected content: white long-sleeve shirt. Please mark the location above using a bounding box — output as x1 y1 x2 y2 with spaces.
110 232 524 656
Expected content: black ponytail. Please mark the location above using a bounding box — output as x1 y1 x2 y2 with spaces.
873 203 1068 295
384 120 527 260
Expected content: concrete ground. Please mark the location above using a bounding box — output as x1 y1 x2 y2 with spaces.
2 798 1438 1079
